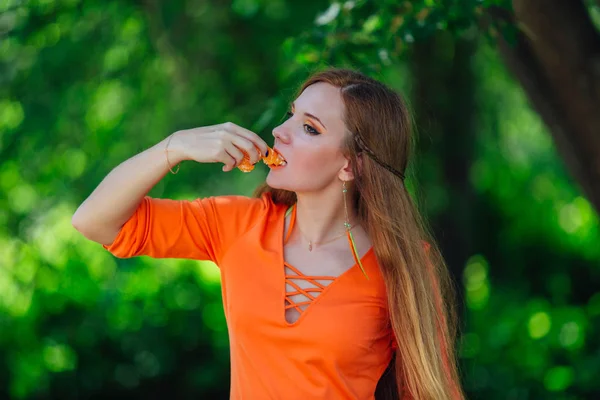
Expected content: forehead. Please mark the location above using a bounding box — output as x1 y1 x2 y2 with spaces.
294 82 345 126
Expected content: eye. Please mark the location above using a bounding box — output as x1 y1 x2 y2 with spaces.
286 111 320 136
303 124 320 135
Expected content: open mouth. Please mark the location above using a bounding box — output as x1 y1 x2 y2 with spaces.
266 160 287 168
263 148 287 168
268 163 286 169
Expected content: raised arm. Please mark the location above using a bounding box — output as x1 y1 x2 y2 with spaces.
72 123 268 245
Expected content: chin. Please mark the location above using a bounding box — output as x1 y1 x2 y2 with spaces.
267 171 303 192
266 172 287 190
267 172 324 193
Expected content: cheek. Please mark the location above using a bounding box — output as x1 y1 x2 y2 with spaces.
296 136 338 161
289 145 345 187
294 146 341 174
295 151 324 168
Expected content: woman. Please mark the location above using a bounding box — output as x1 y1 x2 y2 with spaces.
73 68 464 399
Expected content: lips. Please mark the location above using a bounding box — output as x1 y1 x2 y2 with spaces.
263 147 287 168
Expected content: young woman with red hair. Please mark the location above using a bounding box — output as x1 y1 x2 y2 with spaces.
73 68 464 399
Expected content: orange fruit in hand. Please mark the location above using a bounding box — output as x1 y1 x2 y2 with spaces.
237 146 286 172
237 151 258 172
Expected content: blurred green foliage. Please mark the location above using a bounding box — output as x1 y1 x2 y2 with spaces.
1 0 599 399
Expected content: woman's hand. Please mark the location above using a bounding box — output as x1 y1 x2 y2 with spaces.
168 122 269 172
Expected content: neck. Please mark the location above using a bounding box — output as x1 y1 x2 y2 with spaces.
294 182 358 245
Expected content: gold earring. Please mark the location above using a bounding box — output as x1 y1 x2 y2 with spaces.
342 180 369 279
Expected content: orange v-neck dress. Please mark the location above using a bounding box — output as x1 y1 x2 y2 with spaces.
104 192 395 399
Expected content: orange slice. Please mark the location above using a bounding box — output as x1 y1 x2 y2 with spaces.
237 146 286 172
261 147 286 168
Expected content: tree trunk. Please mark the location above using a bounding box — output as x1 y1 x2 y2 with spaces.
411 32 479 319
491 0 600 214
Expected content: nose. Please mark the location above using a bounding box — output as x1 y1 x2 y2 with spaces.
272 122 291 144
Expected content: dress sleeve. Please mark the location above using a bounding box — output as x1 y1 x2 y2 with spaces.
103 194 268 264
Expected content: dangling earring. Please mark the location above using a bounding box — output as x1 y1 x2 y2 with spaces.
343 180 369 280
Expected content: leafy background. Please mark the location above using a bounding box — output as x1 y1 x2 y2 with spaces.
2 0 599 399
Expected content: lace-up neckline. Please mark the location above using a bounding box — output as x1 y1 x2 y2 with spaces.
281 204 371 325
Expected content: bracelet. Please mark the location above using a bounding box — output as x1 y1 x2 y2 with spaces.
165 133 180 174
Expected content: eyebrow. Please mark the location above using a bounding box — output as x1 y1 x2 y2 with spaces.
291 102 327 130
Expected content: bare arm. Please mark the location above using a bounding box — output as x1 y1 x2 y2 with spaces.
72 123 268 245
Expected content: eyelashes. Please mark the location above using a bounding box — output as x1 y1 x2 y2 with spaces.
285 111 321 136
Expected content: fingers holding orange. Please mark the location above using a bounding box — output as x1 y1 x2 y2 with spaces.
237 146 286 172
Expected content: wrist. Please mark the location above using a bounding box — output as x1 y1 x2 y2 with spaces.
164 131 186 171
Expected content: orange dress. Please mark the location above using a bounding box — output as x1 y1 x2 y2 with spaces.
104 192 395 399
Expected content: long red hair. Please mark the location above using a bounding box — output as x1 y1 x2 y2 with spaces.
254 68 464 399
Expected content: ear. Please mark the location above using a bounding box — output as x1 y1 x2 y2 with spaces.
338 153 362 182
